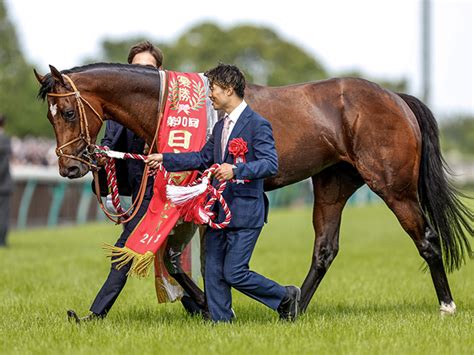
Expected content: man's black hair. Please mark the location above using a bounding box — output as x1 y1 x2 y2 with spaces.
205 63 246 98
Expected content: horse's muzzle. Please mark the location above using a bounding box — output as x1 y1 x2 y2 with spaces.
59 163 88 179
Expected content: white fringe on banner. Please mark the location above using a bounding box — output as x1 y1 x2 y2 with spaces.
166 177 209 205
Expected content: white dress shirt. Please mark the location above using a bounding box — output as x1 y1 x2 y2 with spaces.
223 99 247 143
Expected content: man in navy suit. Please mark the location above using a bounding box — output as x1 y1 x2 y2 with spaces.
146 64 300 322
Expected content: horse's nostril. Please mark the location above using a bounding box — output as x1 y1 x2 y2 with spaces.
67 166 80 178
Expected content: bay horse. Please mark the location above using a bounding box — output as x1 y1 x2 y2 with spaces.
35 63 473 315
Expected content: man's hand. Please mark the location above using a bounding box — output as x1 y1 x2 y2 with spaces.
214 163 235 181
145 153 163 169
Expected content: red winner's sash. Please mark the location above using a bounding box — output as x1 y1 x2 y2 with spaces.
105 71 208 278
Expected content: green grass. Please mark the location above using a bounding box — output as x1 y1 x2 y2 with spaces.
1 203 473 354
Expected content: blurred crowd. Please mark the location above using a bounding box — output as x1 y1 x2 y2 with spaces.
11 136 57 167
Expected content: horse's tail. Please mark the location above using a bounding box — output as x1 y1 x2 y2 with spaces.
397 93 473 272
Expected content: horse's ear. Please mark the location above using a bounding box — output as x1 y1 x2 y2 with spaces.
49 65 65 86
33 68 44 84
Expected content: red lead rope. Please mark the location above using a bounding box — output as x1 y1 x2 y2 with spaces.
160 163 232 229
94 146 232 229
96 146 153 218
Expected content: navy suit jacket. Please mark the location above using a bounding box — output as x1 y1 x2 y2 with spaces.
96 121 153 198
163 105 278 229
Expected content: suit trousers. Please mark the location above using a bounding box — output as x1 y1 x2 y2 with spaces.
205 226 287 322
90 197 151 316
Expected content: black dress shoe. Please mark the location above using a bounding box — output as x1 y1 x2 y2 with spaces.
67 310 103 324
277 286 301 321
181 296 204 316
180 296 212 320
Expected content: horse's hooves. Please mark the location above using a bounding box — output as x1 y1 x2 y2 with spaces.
439 301 456 316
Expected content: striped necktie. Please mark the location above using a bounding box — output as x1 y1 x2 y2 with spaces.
221 115 231 160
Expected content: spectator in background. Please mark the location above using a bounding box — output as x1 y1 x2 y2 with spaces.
10 136 56 167
0 114 13 247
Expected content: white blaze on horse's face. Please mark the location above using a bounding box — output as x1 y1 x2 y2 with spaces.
49 103 58 117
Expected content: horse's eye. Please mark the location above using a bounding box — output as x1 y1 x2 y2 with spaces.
63 110 76 121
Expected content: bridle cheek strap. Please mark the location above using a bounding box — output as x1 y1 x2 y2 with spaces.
47 74 104 170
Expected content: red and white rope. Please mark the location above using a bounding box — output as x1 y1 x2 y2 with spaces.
96 146 127 216
94 146 232 229
159 163 231 229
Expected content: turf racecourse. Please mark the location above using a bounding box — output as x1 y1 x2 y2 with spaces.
1 203 473 354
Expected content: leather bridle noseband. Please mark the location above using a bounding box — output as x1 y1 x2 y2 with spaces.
47 74 104 170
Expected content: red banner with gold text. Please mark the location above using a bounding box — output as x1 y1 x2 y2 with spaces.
105 71 208 279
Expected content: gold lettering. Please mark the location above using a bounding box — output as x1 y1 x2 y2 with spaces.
154 220 163 233
168 130 192 149
169 172 191 185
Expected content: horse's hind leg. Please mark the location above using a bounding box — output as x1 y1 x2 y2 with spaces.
355 142 456 314
300 163 364 312
164 222 206 309
373 189 456 314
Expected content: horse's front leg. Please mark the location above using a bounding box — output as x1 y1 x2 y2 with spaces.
164 222 206 310
300 164 363 312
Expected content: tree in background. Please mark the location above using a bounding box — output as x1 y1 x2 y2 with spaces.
0 0 49 137
90 22 328 86
440 116 474 158
92 22 410 92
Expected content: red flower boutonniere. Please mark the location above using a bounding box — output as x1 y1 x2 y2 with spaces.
228 138 248 163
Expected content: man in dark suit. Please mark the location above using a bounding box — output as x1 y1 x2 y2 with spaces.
146 64 300 322
68 41 176 322
0 114 12 247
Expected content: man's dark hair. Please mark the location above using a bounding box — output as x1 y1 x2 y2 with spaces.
205 63 246 98
0 114 6 127
127 41 164 67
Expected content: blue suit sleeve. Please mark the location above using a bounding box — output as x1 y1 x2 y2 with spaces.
101 120 118 148
233 119 278 180
162 125 216 172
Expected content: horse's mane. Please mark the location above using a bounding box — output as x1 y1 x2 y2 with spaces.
38 62 160 101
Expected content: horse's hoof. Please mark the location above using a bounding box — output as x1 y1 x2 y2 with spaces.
439 301 456 316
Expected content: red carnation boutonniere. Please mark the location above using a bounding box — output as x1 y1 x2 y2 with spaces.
228 138 248 164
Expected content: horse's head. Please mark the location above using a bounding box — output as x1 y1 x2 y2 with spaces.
35 65 104 178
